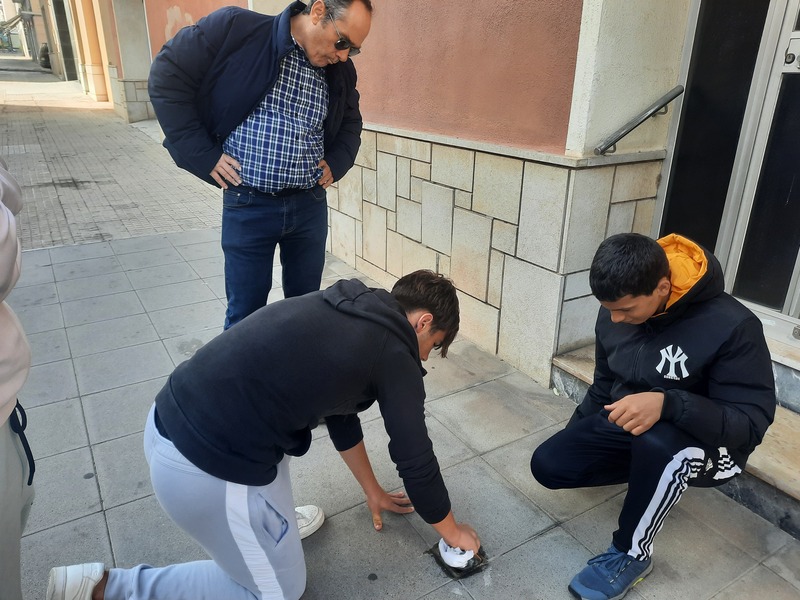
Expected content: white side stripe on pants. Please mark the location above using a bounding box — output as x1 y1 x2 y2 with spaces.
630 447 705 560
225 482 283 599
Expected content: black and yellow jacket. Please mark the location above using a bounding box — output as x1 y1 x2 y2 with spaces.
574 234 776 468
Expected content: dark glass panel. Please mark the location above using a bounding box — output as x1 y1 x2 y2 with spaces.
733 75 800 309
660 0 769 250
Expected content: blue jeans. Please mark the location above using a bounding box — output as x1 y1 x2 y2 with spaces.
221 185 328 329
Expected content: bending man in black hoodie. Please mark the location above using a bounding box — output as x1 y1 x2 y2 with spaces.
47 270 480 600
531 233 775 600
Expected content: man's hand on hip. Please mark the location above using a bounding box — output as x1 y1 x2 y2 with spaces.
210 153 241 189
318 159 333 189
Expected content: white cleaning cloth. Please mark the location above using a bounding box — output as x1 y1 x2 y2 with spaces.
438 538 475 569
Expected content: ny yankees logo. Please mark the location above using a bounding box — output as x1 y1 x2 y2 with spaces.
656 345 689 380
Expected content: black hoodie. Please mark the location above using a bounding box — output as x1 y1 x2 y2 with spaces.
573 235 776 469
155 278 451 524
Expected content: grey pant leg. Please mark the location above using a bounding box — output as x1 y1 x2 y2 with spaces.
105 406 305 600
0 417 35 600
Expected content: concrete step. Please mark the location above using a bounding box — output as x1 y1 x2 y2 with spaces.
551 345 800 540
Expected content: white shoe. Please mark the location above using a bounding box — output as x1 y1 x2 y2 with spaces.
47 563 105 600
295 505 324 540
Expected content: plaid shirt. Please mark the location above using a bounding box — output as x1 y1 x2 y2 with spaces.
223 43 328 193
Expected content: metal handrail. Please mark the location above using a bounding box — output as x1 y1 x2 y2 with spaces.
594 85 685 155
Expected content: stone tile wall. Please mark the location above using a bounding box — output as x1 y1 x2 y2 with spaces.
327 128 664 385
109 65 155 124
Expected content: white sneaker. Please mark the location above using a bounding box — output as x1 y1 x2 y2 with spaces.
295 505 324 540
47 563 105 600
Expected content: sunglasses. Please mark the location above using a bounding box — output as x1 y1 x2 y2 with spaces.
328 12 361 56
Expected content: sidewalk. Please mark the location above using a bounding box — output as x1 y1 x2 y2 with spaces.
3 70 800 600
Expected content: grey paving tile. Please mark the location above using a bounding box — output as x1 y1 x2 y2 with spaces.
110 234 171 255
15 264 54 287
116 246 184 270
711 565 800 600
322 255 360 279
203 274 226 299
162 327 223 366
426 378 558 454
424 340 514 401
55 271 133 302
74 341 173 395
94 432 151 509
266 285 285 304
483 425 626 523
14 264 56 288
494 370 575 423
764 538 800 592
61 291 144 327
106 495 208 567
419 582 475 599
175 240 222 261
406 457 555 557
18 359 78 408
135 279 216 312
21 513 113 600
677 487 794 561
563 494 758 600
320 274 345 290
5 281 58 308
459 528 590 600
303 505 450 600
425 413 478 469
49 241 113 263
189 256 225 278
272 263 283 286
25 398 87 458
166 228 221 246
27 328 71 365
20 248 52 268
147 299 224 338
52 256 123 281
291 418 408 517
13 302 63 334
66 313 159 357
83 377 166 444
126 262 199 290
23 447 101 534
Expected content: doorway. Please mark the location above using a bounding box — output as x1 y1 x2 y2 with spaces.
725 2 800 317
661 0 800 325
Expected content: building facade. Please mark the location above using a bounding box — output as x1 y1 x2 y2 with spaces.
32 0 800 405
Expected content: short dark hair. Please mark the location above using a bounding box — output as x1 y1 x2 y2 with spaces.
303 0 373 19
589 233 670 302
391 270 459 358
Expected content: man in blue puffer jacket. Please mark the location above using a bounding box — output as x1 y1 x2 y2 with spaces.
149 0 371 329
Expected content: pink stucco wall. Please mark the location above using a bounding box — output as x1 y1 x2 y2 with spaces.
355 0 582 154
145 0 246 57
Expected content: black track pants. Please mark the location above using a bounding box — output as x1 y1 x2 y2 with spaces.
530 412 740 559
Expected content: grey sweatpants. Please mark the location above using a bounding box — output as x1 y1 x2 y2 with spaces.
0 416 35 600
105 405 305 600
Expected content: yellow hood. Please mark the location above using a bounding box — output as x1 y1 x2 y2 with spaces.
658 233 708 309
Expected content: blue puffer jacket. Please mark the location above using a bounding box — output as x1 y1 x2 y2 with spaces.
148 1 362 186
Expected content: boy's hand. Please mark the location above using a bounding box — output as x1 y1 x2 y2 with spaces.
444 523 481 554
367 490 414 531
604 391 664 435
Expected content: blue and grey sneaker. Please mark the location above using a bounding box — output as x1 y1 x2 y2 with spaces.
568 545 653 600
